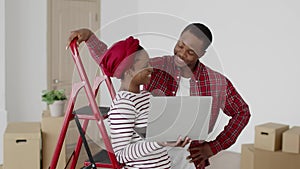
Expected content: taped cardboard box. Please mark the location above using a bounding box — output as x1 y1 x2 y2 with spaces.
282 126 300 154
41 110 101 169
241 144 300 169
254 148 300 169
240 144 254 169
41 110 67 169
254 122 289 151
4 122 41 169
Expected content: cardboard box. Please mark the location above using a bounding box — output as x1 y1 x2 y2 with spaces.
254 122 289 151
254 148 300 169
240 144 254 169
41 110 101 169
282 126 300 154
41 110 67 169
4 122 41 169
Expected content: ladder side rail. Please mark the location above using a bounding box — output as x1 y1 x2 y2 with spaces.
102 69 116 100
72 117 96 169
49 82 85 169
70 39 120 168
92 75 107 98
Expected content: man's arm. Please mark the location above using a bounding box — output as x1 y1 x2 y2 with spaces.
187 79 251 168
67 28 108 65
208 79 251 154
85 34 108 64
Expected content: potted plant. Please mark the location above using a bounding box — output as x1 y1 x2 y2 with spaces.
42 89 67 117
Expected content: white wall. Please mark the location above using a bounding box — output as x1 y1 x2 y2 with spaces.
5 0 47 122
100 0 139 45
0 0 7 164
101 0 300 153
1 0 299 163
1 0 47 163
99 0 139 106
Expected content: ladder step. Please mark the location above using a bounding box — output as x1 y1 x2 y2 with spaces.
86 149 111 164
83 149 118 168
81 164 96 169
73 106 110 117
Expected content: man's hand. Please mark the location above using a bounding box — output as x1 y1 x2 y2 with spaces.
187 141 213 168
158 136 190 147
66 28 93 49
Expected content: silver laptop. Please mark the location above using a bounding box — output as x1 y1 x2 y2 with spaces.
145 96 212 142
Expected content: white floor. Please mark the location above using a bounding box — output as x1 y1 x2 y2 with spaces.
207 151 241 169
0 151 240 169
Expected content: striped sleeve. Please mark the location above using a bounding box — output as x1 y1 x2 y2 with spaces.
108 97 163 164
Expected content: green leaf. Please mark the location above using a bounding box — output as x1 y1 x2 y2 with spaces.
41 89 67 105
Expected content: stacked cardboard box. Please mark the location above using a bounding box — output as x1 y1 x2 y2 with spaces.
41 110 68 169
254 122 289 151
240 144 254 169
3 122 41 169
41 110 102 169
282 126 300 154
2 111 102 169
241 122 300 169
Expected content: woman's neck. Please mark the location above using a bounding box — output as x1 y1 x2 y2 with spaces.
120 81 140 94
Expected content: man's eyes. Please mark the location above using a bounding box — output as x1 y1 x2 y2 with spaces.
188 50 196 55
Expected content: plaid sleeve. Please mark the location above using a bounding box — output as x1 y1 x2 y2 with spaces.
85 34 108 65
149 56 165 69
208 79 251 154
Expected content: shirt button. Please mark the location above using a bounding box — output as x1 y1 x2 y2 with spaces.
177 76 180 79
172 91 175 94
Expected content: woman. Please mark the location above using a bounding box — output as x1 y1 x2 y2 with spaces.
99 36 190 168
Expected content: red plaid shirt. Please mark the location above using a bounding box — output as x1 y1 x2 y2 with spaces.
146 56 250 154
86 34 251 155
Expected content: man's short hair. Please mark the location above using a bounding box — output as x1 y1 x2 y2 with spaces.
182 23 213 50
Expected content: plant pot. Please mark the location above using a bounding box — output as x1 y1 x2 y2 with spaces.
49 100 66 117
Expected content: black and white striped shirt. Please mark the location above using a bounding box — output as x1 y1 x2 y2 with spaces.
108 91 171 169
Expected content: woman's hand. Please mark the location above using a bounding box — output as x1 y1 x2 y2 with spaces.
158 136 191 147
66 28 93 49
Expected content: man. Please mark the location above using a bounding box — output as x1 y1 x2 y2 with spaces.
68 22 251 169
144 23 251 169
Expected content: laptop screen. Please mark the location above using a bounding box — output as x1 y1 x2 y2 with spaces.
145 96 212 142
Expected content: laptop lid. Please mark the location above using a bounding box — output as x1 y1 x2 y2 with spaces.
145 96 212 142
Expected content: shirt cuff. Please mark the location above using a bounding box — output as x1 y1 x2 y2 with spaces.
208 140 223 155
153 142 163 149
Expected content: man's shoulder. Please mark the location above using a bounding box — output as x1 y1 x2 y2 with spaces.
198 62 229 85
199 62 225 77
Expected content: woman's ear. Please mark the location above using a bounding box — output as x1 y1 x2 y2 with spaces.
124 68 134 78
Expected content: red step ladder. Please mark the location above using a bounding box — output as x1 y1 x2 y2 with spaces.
49 39 122 169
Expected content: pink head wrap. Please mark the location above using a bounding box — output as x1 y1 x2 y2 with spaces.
100 36 140 79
